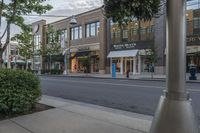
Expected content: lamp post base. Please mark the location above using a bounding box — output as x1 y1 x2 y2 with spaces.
149 96 198 133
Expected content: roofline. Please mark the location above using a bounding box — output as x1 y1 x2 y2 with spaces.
32 19 46 24
38 6 104 26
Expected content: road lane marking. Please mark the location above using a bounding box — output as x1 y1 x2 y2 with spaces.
41 78 200 93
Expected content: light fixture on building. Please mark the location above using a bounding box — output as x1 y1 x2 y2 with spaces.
70 15 77 25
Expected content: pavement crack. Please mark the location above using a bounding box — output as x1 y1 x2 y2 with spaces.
10 119 35 133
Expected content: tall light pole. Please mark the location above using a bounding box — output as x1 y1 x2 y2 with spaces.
149 0 198 133
63 48 69 75
62 15 77 75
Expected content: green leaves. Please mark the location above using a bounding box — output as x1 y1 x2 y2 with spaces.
104 0 161 24
0 0 53 53
0 69 41 114
11 26 33 59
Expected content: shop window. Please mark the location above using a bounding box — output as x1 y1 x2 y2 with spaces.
34 35 41 51
193 17 200 29
140 28 146 35
86 21 100 37
122 29 128 42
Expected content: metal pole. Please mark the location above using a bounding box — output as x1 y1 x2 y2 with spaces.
64 52 67 75
49 54 51 74
149 0 198 133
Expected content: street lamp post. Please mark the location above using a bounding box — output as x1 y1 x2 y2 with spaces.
149 0 198 133
62 15 77 75
63 48 69 75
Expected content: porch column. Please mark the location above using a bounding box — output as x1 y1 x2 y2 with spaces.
120 57 123 75
138 55 141 74
133 57 136 75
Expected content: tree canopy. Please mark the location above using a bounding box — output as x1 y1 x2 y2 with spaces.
0 0 52 61
104 0 161 24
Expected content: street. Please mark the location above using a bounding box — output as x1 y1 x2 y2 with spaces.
40 76 200 123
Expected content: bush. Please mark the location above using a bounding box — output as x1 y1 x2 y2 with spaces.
0 69 41 114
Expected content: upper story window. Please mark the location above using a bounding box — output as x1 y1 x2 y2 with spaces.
86 21 100 37
59 29 67 48
71 26 82 40
193 17 200 29
34 35 41 50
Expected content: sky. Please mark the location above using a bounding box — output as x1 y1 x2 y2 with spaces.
1 0 103 41
0 0 199 41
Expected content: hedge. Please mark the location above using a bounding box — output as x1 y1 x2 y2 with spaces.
0 69 41 114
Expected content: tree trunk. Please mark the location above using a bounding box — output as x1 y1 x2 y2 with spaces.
0 48 3 68
138 20 141 41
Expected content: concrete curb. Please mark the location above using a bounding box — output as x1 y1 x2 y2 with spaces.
39 74 200 83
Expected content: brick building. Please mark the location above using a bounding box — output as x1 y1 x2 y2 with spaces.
32 7 108 74
32 5 200 75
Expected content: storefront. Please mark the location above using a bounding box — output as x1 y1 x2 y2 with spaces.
186 35 200 72
70 44 100 73
186 46 200 72
108 41 153 75
107 49 152 75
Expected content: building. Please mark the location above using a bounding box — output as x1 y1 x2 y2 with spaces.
32 7 108 74
2 41 31 69
32 5 200 75
107 19 155 75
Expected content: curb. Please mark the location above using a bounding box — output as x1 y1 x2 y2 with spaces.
39 74 200 83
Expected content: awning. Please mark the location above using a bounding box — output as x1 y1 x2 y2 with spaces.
107 50 138 58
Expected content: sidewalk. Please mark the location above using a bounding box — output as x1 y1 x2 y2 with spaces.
0 95 152 133
42 72 200 83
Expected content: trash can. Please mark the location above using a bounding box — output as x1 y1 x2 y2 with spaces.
189 64 197 80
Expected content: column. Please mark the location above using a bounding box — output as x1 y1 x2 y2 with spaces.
133 57 136 75
110 58 112 74
125 58 127 74
138 56 141 74
149 0 198 133
120 57 123 75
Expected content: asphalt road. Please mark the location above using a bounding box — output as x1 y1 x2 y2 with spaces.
40 76 200 123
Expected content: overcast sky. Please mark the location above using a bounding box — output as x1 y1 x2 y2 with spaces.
1 0 103 40
0 0 199 41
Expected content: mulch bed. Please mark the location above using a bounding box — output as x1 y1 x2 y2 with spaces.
0 103 54 121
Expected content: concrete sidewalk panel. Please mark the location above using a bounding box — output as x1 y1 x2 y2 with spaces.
61 104 152 132
11 108 144 133
0 120 31 133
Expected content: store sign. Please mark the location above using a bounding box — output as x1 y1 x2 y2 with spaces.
78 46 90 52
70 44 100 53
187 35 200 45
187 46 200 53
113 43 136 50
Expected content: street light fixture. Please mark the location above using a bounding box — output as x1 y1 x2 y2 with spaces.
70 15 77 25
62 15 77 75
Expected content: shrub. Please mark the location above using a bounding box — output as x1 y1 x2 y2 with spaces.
0 69 41 114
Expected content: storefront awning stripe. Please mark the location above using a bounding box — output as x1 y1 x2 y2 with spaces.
107 50 138 58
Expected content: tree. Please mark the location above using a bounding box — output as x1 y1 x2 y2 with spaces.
0 0 52 68
42 25 62 71
11 26 33 70
104 0 161 24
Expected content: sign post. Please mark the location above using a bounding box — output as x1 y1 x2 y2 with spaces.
112 63 116 78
